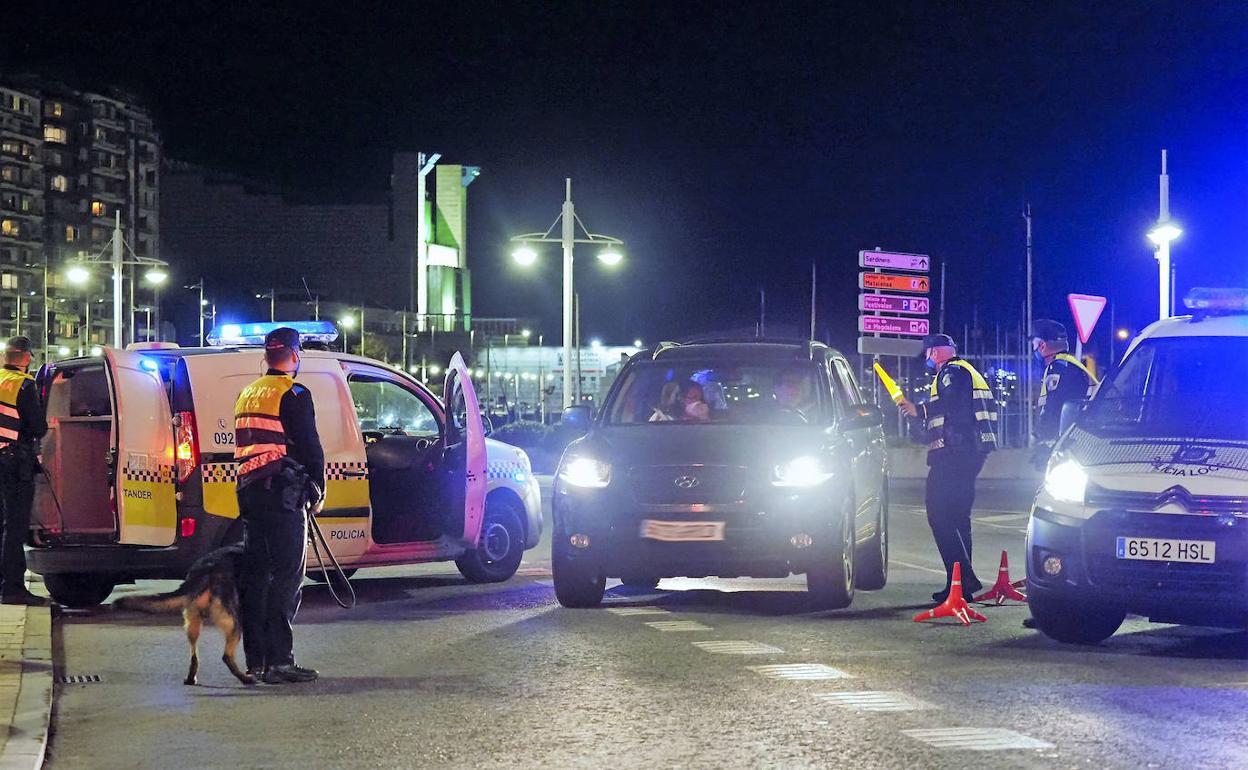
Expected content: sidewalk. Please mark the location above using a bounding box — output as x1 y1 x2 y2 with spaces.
0 601 53 770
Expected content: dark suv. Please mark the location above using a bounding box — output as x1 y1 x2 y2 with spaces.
551 339 889 608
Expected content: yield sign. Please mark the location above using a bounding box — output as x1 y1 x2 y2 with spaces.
1067 293 1107 344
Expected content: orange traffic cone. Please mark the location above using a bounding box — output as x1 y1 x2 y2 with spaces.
912 562 986 626
973 550 1028 605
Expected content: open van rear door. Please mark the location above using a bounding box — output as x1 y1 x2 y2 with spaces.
105 349 178 546
442 352 485 549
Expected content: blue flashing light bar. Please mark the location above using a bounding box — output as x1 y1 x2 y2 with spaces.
206 320 341 347
1183 288 1248 313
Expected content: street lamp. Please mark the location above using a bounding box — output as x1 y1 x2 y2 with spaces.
68 211 169 348
66 266 90 285
256 289 276 323
509 178 624 410
1148 150 1181 320
144 268 167 285
633 339 643 348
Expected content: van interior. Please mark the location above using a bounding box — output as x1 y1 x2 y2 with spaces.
36 363 116 540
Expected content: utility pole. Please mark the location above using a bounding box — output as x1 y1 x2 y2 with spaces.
1023 204 1034 444
112 211 123 348
809 263 817 341
759 288 766 337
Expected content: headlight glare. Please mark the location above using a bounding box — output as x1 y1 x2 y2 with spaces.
559 456 611 488
773 455 834 487
1043 459 1088 505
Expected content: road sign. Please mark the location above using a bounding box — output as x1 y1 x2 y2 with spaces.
859 273 930 293
859 294 930 315
858 250 930 272
857 337 924 357
1067 293 1107 344
859 316 930 336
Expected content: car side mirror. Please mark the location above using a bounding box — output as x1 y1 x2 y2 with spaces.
1059 400 1084 437
840 404 884 432
481 414 494 438
561 405 592 432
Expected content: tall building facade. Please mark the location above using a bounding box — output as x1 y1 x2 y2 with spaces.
0 76 161 357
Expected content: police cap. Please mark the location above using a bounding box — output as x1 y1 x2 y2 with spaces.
920 333 957 355
1030 319 1067 342
5 336 32 355
263 327 301 353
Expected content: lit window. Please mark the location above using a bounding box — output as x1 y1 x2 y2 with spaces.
91 201 105 216
0 274 17 290
47 102 63 118
43 126 67 144
50 175 68 193
65 226 78 242
0 220 18 238
0 168 13 182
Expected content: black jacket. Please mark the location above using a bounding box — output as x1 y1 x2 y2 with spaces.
272 370 325 495
916 359 989 462
1035 357 1090 442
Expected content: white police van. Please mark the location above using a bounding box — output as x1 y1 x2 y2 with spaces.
28 321 542 607
1028 289 1248 643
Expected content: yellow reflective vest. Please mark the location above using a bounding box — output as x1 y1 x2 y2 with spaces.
924 359 998 453
0 368 33 449
233 373 296 487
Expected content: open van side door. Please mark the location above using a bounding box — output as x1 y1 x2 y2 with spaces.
106 349 178 546
442 352 485 549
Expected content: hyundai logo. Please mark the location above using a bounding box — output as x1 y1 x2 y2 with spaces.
673 476 701 489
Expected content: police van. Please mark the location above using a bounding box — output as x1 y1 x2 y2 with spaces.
28 322 542 608
1028 289 1248 643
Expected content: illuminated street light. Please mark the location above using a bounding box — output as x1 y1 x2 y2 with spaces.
512 246 538 266
1116 328 1131 340
1146 222 1182 246
429 364 442 376
66 265 90 285
143 268 168 285
633 339 643 348
339 314 356 329
521 328 532 339
590 338 602 349
1149 150 1180 320
597 248 623 266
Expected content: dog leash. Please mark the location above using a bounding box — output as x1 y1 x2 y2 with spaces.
306 510 357 609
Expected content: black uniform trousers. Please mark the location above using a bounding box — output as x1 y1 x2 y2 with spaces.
924 450 986 593
0 450 35 597
238 481 307 670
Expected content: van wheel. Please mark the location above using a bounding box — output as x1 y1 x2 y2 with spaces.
1029 589 1124 644
806 506 856 610
855 482 889 591
456 500 525 583
552 538 605 608
307 568 356 583
44 573 116 608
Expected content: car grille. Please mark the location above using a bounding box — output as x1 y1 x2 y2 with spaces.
1086 555 1246 597
1087 485 1248 517
629 465 748 505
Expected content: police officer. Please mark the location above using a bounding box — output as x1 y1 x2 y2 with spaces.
1031 319 1097 460
234 327 324 684
0 337 47 606
898 334 998 602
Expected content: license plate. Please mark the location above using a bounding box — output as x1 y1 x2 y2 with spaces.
640 520 726 542
1116 536 1216 563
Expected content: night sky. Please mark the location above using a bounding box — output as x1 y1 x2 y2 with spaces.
5 2 1248 354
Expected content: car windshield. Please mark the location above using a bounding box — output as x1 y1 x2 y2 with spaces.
605 360 829 425
1082 336 1248 441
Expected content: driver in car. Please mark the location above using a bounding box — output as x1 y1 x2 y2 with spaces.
773 368 814 417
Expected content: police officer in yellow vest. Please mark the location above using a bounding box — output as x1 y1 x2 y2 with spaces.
1031 319 1097 452
0 337 47 606
898 333 998 602
235 327 324 684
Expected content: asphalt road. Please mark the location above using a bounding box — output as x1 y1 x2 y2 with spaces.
42 478 1248 770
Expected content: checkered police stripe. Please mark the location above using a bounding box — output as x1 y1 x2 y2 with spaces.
326 461 367 481
123 465 174 484
487 460 526 481
202 462 237 484
201 461 366 482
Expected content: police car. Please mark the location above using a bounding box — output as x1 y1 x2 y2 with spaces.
28 321 542 608
1028 289 1248 643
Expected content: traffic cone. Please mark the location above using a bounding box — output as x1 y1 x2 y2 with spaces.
973 550 1028 605
912 562 986 626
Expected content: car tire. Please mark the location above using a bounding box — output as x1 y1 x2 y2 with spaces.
620 575 661 589
45 573 116 609
855 482 889 591
1029 589 1124 644
307 567 357 583
552 538 606 608
456 500 526 584
806 505 856 610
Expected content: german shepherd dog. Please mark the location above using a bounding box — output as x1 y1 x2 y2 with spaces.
114 545 255 686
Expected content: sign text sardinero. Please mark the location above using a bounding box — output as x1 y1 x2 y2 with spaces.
857 250 930 272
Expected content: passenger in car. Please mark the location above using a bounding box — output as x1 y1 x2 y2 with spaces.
681 382 711 421
649 381 683 421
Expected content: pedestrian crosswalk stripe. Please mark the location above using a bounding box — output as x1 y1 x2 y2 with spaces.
515 567 552 576
606 606 672 616
903 727 1054 751
746 664 852 681
813 691 932 712
691 640 784 655
644 620 712 632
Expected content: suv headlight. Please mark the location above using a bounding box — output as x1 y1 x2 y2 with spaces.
559 456 612 489
1044 459 1088 505
773 455 834 488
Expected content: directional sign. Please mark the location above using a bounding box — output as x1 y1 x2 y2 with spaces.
859 316 930 336
859 273 930 294
858 250 930 272
859 294 930 315
858 337 924 357
1068 293 1107 344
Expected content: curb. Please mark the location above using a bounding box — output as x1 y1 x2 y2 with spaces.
0 606 52 770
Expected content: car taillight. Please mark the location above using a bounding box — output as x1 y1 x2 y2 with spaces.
180 517 196 538
175 410 199 484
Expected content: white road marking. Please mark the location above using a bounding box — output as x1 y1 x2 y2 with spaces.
813 691 933 712
644 620 712 632
606 606 672 616
889 558 946 576
747 664 852 681
515 567 553 576
691 640 784 655
903 727 1054 751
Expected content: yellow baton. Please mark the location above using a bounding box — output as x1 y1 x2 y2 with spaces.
873 362 905 404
